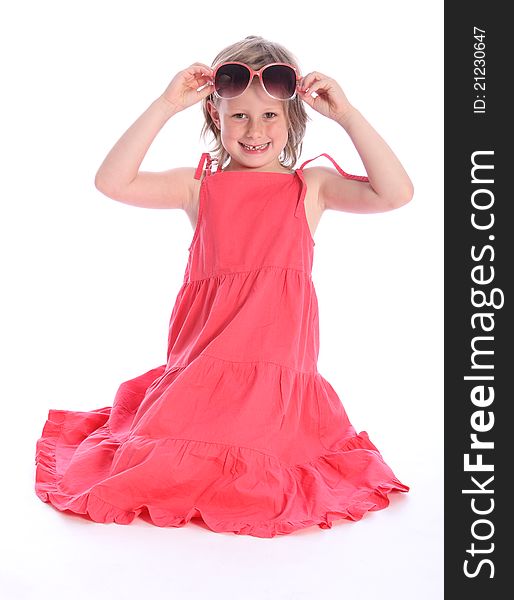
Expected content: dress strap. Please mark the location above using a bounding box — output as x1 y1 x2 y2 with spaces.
293 153 369 217
297 152 369 182
194 152 221 180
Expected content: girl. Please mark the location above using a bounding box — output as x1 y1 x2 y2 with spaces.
35 36 413 538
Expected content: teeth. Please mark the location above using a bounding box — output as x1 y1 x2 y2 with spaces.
241 142 269 150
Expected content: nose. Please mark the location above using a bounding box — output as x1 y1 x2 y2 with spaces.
245 118 265 139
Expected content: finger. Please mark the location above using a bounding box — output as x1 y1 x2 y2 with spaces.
301 72 329 92
300 72 318 90
301 81 325 98
304 80 325 94
191 62 214 72
194 77 215 94
199 66 214 78
299 73 311 91
299 87 314 103
187 67 214 88
186 64 214 79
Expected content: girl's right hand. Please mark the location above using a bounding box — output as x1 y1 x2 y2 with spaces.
160 63 214 113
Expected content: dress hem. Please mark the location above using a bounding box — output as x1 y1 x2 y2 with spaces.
35 409 409 539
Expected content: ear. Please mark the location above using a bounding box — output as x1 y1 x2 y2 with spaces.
206 100 221 130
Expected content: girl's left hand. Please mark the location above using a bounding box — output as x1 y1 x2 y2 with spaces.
298 72 353 122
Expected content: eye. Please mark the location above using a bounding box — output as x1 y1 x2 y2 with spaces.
232 112 277 119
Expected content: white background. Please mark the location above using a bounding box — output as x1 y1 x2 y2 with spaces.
1 1 443 598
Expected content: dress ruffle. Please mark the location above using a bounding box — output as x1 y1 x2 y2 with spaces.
35 401 408 538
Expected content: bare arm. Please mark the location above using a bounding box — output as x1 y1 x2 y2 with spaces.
339 107 413 204
94 63 215 210
94 96 194 209
296 71 413 214
319 107 414 214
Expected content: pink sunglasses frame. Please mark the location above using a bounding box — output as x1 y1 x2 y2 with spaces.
211 61 301 101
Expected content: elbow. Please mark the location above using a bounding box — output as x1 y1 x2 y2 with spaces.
94 173 117 196
390 182 414 209
94 172 107 191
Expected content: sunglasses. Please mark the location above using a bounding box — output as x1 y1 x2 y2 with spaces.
212 62 300 101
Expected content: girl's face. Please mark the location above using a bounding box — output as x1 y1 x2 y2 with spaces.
207 79 290 172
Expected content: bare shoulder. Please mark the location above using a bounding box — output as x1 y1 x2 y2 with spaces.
95 167 198 210
301 166 324 209
299 166 325 239
187 168 206 208
183 168 209 230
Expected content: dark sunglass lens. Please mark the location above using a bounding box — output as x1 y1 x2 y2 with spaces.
262 65 296 99
214 64 250 98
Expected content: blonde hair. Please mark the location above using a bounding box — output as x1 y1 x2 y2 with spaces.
200 35 311 170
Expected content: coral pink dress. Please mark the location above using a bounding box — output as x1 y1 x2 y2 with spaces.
35 152 409 538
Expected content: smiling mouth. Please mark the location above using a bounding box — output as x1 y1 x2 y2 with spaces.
239 142 271 151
